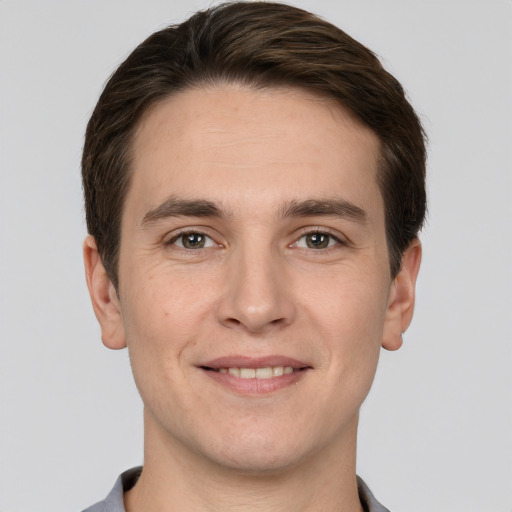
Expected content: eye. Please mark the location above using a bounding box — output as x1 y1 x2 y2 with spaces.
169 232 216 250
294 231 340 249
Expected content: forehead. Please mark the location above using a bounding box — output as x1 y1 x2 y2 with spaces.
127 84 383 221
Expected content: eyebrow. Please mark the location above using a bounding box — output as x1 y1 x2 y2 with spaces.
279 199 369 224
141 198 225 227
141 196 368 227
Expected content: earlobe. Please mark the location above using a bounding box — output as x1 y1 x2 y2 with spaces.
83 235 127 350
382 239 422 351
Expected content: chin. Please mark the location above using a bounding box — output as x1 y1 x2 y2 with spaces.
200 427 314 475
211 447 303 475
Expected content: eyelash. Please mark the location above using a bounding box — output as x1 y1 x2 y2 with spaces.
165 230 219 250
292 229 345 250
164 227 346 252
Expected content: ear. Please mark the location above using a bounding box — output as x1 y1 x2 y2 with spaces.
83 235 126 350
382 239 422 351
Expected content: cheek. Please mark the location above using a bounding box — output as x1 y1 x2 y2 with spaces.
120 285 204 424
303 265 389 337
299 265 389 383
120 265 216 380
123 258 216 329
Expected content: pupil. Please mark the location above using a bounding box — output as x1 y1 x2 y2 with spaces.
307 233 328 248
184 233 204 248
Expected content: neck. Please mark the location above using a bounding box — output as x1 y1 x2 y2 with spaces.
125 409 364 512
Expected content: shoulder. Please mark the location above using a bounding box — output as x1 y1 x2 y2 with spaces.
82 467 142 512
357 476 391 512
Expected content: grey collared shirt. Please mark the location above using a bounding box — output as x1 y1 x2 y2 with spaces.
82 467 390 512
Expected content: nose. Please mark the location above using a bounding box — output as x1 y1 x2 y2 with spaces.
217 244 296 334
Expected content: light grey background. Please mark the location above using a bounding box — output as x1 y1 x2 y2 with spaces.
1 1 511 511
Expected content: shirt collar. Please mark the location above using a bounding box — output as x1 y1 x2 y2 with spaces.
84 467 390 512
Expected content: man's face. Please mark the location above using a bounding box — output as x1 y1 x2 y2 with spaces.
89 85 415 472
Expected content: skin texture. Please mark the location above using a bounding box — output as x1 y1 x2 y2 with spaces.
84 85 421 511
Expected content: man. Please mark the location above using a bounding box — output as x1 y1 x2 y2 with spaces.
82 2 425 511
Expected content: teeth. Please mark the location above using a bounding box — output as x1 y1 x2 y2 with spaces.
228 367 240 377
273 366 284 377
240 368 256 378
255 367 273 379
219 366 295 379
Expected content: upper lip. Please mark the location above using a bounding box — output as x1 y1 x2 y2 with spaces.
200 355 311 369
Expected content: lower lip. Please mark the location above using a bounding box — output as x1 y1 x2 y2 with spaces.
201 368 309 395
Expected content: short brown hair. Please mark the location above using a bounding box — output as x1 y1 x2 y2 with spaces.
82 1 427 289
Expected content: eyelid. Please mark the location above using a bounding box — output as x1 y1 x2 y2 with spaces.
164 227 222 248
162 225 350 250
291 226 350 248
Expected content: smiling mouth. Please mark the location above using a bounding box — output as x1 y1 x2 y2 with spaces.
199 357 311 394
201 366 307 379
